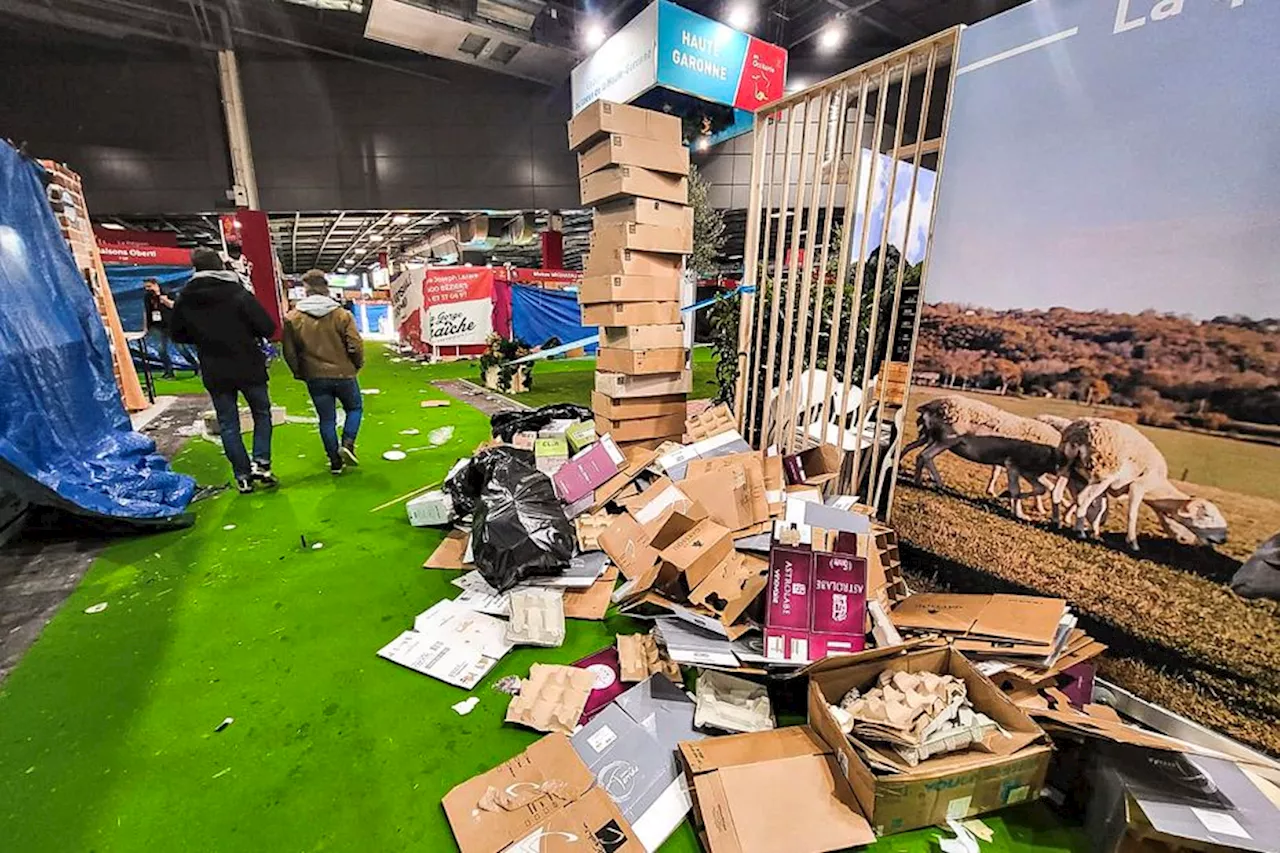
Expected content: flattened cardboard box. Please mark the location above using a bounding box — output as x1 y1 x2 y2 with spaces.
579 274 680 305
891 593 1066 647
596 412 687 442
596 370 692 399
567 99 682 152
684 453 771 528
582 301 681 327
595 197 693 232
592 390 686 421
579 132 691 179
806 645 1052 836
581 165 689 207
591 220 692 255
601 324 685 351
585 246 683 278
506 664 598 734
679 727 875 853
442 732 644 853
592 445 660 509
563 566 618 620
599 511 661 580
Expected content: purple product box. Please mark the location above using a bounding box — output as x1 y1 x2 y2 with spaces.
552 436 624 503
572 646 627 723
764 546 868 663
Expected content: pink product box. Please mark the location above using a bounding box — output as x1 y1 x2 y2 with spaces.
552 436 624 503
764 546 868 664
572 646 627 723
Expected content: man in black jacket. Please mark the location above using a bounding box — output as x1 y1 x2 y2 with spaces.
171 248 279 494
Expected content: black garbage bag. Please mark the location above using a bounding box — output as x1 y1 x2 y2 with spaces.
472 464 574 592
442 446 533 518
491 403 593 442
446 446 574 591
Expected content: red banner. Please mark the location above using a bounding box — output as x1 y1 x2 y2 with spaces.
734 36 789 110
502 268 581 289
423 267 494 307
97 243 194 266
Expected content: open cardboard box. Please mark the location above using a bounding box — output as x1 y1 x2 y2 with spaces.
806 644 1053 836
679 726 876 853
783 444 843 487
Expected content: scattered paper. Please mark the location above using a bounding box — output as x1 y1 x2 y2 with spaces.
939 819 982 853
311 542 324 550
361 388 381 395
84 602 108 614
451 571 511 617
222 524 236 531
400 428 420 436
421 400 451 408
377 599 513 689
429 426 454 446
382 450 407 461
961 819 994 843
215 717 234 732
451 697 480 716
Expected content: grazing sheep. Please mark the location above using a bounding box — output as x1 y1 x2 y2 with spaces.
903 396 1063 512
1053 418 1228 551
1230 532 1280 600
917 434 1065 520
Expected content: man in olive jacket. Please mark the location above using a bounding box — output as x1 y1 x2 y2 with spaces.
282 270 365 474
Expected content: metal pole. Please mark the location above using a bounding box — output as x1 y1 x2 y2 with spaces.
216 49 260 210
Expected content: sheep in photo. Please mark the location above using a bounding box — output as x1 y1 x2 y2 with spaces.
1036 414 1075 431
903 395 1064 513
1053 418 1229 551
916 433 1065 521
1230 532 1280 600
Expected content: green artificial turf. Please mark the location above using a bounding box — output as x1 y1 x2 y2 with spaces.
0 348 1087 852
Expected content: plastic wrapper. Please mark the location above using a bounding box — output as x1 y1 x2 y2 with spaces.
490 403 593 442
0 144 194 524
445 446 575 590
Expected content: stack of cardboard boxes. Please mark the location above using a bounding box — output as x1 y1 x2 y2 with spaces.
568 100 693 451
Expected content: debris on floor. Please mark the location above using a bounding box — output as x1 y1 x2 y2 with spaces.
83 602 108 614
450 696 479 716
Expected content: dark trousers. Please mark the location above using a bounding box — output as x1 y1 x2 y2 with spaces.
210 384 273 478
306 377 363 463
154 327 175 377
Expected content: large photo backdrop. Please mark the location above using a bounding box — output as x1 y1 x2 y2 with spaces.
897 0 1280 754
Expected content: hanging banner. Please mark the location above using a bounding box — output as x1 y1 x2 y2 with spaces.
97 243 193 266
503 268 582 289
389 269 424 350
426 298 493 346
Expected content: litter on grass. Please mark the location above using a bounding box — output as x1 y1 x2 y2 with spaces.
215 717 234 732
382 450 407 461
428 426 454 446
222 524 236 531
451 697 480 716
361 388 381 395
84 602 108 614
311 542 324 550
420 399 451 408
400 428 421 436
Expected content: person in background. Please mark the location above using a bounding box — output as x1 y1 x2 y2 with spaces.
282 269 364 475
170 247 279 494
143 278 176 379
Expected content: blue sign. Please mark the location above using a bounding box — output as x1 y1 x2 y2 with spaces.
656 0 750 105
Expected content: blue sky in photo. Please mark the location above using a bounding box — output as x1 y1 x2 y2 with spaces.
926 0 1280 319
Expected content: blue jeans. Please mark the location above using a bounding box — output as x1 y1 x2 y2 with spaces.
306 378 363 463
210 385 273 478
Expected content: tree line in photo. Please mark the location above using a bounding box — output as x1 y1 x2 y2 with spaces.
913 304 1280 432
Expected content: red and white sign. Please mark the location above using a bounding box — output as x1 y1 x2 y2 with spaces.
393 267 499 354
504 268 582 289
733 36 788 110
423 267 493 306
426 299 492 346
97 242 194 266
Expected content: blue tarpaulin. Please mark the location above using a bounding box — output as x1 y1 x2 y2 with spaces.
511 285 596 353
104 264 200 371
0 143 195 523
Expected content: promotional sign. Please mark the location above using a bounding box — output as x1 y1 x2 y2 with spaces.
389 268 424 350
570 1 659 115
426 298 492 347
570 0 787 116
656 0 786 110
97 242 193 266
504 268 583 289
900 0 1279 756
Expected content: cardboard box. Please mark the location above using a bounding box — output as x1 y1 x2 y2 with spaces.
424 529 472 570
596 412 687 442
595 197 693 232
585 246 683 278
592 390 686 421
679 464 759 533
442 732 644 853
684 454 771 529
593 445 661 508
783 444 844 486
567 99 682 152
687 551 770 631
764 546 868 664
891 593 1067 648
565 420 597 453
599 512 661 580
563 565 618 621
597 347 687 376
591 220 692 255
806 645 1053 836
652 511 734 590
406 489 453 527
679 727 876 853
582 301 681 326
601 324 685 351
378 599 512 689
579 274 681 305
581 165 689 206
597 370 692 398
616 436 684 452
553 435 625 503
579 132 691 178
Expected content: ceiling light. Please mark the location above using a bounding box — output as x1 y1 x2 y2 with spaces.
727 4 752 29
98 221 125 230
584 22 606 49
392 214 412 225
819 21 845 51
786 78 807 93
368 234 382 243
696 137 710 152
353 248 366 255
